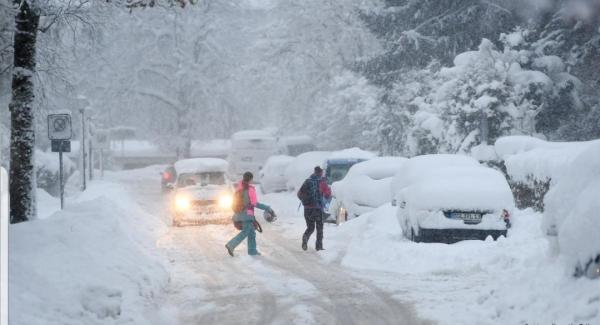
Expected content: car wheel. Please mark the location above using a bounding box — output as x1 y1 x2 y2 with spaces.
410 227 421 243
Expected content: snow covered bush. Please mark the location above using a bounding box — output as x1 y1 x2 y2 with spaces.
36 150 76 197
494 136 600 211
544 140 600 278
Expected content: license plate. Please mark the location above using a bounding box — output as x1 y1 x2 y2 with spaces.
453 212 482 223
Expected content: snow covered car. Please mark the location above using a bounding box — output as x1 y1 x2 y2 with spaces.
170 158 234 226
329 157 407 224
259 155 295 193
543 141 600 279
393 155 514 243
285 151 332 191
324 148 376 185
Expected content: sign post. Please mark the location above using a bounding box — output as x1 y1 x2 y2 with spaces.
96 129 110 179
48 113 72 210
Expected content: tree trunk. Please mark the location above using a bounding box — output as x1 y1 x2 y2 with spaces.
9 1 40 223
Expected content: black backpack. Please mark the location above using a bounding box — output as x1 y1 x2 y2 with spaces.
297 178 321 207
231 189 245 213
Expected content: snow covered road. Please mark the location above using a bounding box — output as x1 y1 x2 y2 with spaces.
125 170 430 325
12 166 599 325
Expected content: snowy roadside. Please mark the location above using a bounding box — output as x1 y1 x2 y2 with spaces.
316 204 600 325
9 167 171 325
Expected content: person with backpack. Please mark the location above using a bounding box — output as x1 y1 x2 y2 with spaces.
297 166 331 251
226 172 273 257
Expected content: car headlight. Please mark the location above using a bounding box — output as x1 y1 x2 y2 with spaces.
218 194 233 209
175 196 191 211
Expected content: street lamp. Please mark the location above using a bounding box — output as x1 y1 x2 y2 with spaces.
77 95 90 191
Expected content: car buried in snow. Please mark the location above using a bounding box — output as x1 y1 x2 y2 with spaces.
329 157 407 224
169 158 234 226
259 155 295 194
392 155 514 243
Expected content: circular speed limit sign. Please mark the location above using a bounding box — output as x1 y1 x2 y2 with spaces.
53 117 67 132
48 113 72 140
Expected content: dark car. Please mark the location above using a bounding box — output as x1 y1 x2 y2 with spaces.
161 165 177 193
324 158 367 185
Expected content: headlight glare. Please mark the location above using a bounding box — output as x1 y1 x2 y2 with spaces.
219 195 233 209
175 196 191 211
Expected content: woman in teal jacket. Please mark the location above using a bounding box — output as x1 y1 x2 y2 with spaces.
226 172 272 256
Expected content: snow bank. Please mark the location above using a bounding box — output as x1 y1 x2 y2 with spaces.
284 151 331 191
321 206 600 324
10 180 169 324
544 141 600 269
174 157 229 174
36 188 60 219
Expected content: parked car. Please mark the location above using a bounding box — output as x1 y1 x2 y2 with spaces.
324 148 376 185
543 141 600 279
285 151 332 191
393 154 513 243
259 155 295 194
161 165 177 193
329 157 407 224
170 158 233 226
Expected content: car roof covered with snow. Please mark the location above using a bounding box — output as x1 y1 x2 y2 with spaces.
328 147 376 160
174 158 229 174
392 154 480 194
400 165 514 211
346 156 408 180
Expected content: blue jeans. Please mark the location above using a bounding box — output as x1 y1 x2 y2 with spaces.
226 221 258 255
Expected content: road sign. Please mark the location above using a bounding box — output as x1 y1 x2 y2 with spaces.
48 114 72 140
96 129 110 151
51 139 71 153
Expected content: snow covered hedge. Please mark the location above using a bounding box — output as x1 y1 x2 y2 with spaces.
493 136 599 211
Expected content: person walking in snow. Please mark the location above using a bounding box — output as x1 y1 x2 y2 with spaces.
297 166 331 251
226 172 272 256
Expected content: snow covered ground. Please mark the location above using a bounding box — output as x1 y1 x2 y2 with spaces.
10 165 600 324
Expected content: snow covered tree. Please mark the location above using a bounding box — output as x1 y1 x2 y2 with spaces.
313 71 380 150
360 0 518 86
9 0 40 223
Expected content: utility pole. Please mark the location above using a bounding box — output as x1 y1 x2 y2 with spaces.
80 107 86 191
88 116 94 181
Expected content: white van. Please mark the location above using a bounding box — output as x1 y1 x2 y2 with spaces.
228 130 279 182
277 135 316 157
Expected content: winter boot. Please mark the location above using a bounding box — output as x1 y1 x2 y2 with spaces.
225 244 234 257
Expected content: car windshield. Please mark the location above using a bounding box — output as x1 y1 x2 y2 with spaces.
177 172 225 188
327 164 352 184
